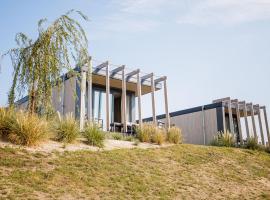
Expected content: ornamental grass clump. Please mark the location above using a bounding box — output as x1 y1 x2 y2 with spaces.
0 108 16 138
245 137 260 150
83 123 105 148
167 127 183 144
211 131 235 147
54 113 80 143
136 123 156 143
151 129 166 145
137 123 166 145
7 111 49 146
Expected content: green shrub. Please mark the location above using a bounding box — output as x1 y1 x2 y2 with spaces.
136 123 166 145
111 132 123 140
7 112 49 146
124 135 135 142
54 113 80 143
265 146 270 154
167 127 183 144
211 131 235 147
245 137 260 150
83 123 105 148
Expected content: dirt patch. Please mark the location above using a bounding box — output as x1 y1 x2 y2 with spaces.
0 139 165 153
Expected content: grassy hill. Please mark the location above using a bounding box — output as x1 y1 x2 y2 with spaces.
0 144 270 199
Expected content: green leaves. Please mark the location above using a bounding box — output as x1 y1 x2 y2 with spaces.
3 10 90 115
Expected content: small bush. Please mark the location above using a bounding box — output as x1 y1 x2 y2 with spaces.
245 137 260 150
167 127 183 144
111 132 123 140
124 135 135 142
8 112 49 146
211 131 235 147
83 123 105 148
54 113 80 143
136 123 166 145
265 146 270 154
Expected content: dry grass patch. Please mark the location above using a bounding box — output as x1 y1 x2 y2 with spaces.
0 144 269 199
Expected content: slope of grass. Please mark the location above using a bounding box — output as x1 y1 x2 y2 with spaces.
0 144 270 199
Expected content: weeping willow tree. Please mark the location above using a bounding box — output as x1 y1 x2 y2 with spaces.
3 10 89 115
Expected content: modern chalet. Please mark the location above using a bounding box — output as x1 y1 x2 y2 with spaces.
16 57 170 133
145 97 270 146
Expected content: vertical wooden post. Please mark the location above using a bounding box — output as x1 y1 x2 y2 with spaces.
262 106 270 147
151 75 156 125
87 57 92 122
122 67 127 133
98 91 102 120
80 66 87 131
227 100 234 133
61 81 65 115
222 106 226 133
163 77 170 129
234 101 243 145
243 102 250 139
106 65 110 131
234 99 243 144
249 103 258 138
137 73 142 127
256 105 265 146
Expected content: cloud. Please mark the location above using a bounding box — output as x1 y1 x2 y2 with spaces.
177 0 270 25
113 0 170 15
112 0 270 26
90 0 270 40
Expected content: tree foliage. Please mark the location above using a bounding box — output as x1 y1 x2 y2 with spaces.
2 10 89 115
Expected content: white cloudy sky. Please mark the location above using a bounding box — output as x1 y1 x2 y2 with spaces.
1 0 270 124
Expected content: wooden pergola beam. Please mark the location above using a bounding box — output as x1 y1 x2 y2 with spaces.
93 61 109 73
126 69 140 81
110 65 125 77
141 73 154 83
154 76 166 84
